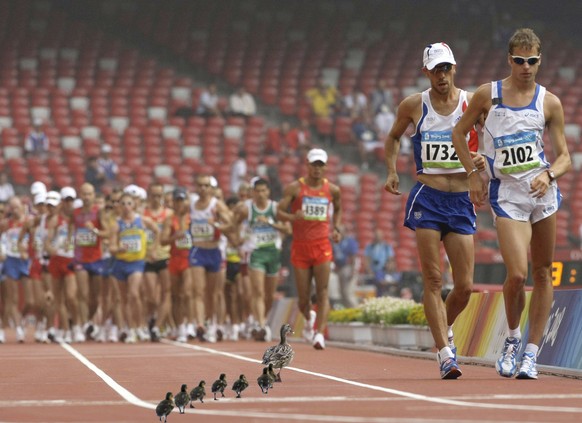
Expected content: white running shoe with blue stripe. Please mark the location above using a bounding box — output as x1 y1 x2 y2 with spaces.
516 351 538 379
495 337 521 378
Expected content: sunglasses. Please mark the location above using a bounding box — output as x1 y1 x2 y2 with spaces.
511 55 540 66
429 63 453 74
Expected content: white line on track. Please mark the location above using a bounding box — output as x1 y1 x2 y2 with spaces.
59 341 582 422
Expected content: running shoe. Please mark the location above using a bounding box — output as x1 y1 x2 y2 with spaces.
313 332 325 350
516 351 538 380
264 325 272 342
302 310 316 343
16 326 25 343
108 325 119 343
439 356 462 379
495 337 521 378
0 329 5 343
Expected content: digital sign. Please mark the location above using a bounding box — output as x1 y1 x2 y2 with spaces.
475 260 582 288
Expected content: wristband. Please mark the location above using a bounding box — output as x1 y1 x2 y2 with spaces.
466 168 479 178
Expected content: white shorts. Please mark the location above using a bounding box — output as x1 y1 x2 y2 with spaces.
489 177 561 224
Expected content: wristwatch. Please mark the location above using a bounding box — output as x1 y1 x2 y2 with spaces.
546 169 556 182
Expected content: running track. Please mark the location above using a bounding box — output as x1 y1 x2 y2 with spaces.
1 331 581 423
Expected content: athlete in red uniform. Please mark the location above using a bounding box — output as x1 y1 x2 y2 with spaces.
277 148 342 350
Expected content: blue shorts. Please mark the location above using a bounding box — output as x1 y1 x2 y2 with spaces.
101 257 116 278
189 247 222 273
3 256 31 280
404 183 476 237
72 260 105 276
111 259 145 282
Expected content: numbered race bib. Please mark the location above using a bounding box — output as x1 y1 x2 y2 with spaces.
119 232 142 253
76 228 98 247
175 233 193 250
7 231 22 255
252 225 278 248
301 196 329 221
190 219 214 241
57 226 74 253
421 131 462 169
494 131 540 174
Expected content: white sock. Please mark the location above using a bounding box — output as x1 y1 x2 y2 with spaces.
508 327 521 340
438 346 454 363
524 343 539 356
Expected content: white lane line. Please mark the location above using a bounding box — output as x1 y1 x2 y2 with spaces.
59 341 582 421
163 339 582 414
60 343 156 410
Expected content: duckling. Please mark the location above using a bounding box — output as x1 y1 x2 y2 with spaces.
231 374 249 398
211 373 228 400
257 367 271 394
156 392 174 422
174 384 190 414
261 323 294 382
267 363 276 388
189 380 206 408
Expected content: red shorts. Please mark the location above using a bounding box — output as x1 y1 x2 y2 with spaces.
48 256 74 279
168 256 189 276
29 259 44 279
291 238 333 269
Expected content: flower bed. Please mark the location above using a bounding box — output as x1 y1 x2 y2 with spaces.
328 297 432 350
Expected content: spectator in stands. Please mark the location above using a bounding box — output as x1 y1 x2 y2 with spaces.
332 223 360 308
97 144 119 187
196 82 222 117
230 150 248 195
452 28 571 380
340 86 368 119
288 119 313 158
85 156 106 194
362 229 395 291
374 105 396 142
229 86 256 118
0 172 15 202
352 111 382 169
370 79 395 115
305 77 339 118
24 118 49 158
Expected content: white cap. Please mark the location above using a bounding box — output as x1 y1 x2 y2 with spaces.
60 186 77 200
209 176 218 188
33 192 47 205
137 186 147 200
46 191 61 207
307 148 328 164
124 184 140 197
423 42 456 70
101 144 112 153
30 181 47 196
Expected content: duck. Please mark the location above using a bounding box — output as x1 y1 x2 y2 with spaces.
261 323 294 382
174 384 190 414
155 392 174 422
257 367 271 394
189 380 206 408
266 363 276 388
211 373 228 400
231 374 249 398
